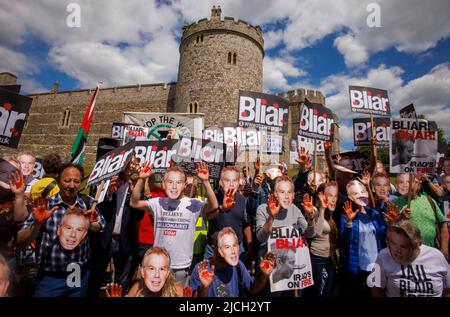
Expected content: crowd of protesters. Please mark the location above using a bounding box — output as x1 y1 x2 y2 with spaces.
0 141 449 298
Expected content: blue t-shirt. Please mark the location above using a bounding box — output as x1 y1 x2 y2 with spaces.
190 260 253 297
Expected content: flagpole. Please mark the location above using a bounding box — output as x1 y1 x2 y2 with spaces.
70 82 103 166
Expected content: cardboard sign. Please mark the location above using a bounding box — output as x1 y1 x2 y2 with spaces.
349 85 391 116
124 112 204 140
299 99 334 142
268 226 314 292
399 104 417 119
390 118 438 174
134 140 178 173
0 88 32 148
237 90 289 133
87 140 135 187
353 117 390 147
171 137 225 180
111 122 140 140
263 134 283 154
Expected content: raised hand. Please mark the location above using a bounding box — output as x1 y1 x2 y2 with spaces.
382 205 399 223
267 194 280 218
223 188 237 210
260 252 276 275
254 155 261 173
359 170 371 187
252 174 263 191
85 209 98 223
343 200 357 223
32 198 58 224
198 260 215 289
324 141 332 150
318 191 328 209
301 194 315 219
105 283 123 297
295 147 312 169
196 162 210 182
139 162 153 179
9 170 25 194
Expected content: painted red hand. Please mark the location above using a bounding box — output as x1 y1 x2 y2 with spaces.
318 191 328 209
324 141 332 149
198 260 215 289
32 199 58 224
295 147 311 169
196 162 210 181
105 283 122 297
223 188 236 209
260 252 276 275
268 194 280 217
302 194 314 219
343 200 357 222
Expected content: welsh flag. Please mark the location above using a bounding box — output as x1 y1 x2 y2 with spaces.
70 83 102 165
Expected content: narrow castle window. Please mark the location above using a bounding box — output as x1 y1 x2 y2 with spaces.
196 36 199 43
233 53 237 65
200 34 204 42
61 109 71 127
228 52 232 64
188 103 193 113
194 102 198 113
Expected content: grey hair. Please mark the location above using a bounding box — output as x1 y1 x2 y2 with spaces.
387 220 422 251
217 227 238 249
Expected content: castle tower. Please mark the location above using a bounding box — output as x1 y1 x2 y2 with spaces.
174 5 264 127
0 72 18 86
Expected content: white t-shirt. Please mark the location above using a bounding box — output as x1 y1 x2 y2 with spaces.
146 196 205 269
374 245 450 297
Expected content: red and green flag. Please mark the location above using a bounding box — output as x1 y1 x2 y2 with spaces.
70 83 102 165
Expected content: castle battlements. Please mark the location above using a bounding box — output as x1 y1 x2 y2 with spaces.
180 5 264 55
278 88 326 105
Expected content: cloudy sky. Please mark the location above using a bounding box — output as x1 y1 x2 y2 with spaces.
1 0 449 150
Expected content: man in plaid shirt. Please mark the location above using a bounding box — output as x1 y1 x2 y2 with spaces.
17 163 105 297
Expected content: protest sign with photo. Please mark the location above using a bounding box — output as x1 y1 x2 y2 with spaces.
399 104 417 119
134 140 178 173
87 140 135 187
298 99 334 142
262 134 283 154
124 112 204 140
237 90 289 133
353 117 390 147
390 118 438 174
0 88 32 148
268 226 314 292
111 122 140 140
171 137 225 179
349 85 391 116
123 125 150 144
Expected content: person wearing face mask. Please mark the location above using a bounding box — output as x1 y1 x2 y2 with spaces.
17 163 106 297
130 164 219 285
190 227 275 297
340 180 387 297
372 221 450 297
204 166 253 265
105 247 187 297
392 176 448 260
255 176 316 296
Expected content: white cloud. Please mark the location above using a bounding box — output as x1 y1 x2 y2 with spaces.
0 46 38 75
334 34 369 67
263 56 307 91
264 30 283 50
